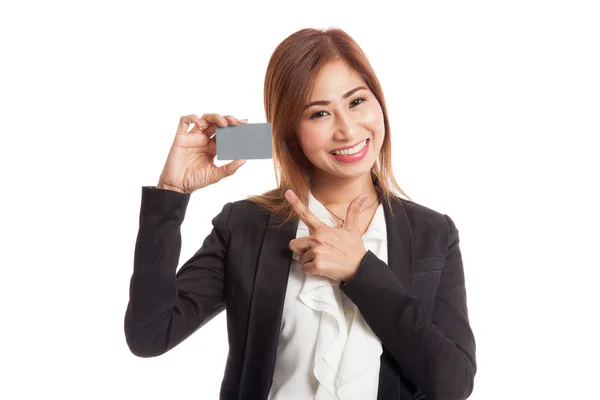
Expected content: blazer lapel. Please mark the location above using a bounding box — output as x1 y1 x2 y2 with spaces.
238 211 299 399
377 195 415 399
382 195 414 292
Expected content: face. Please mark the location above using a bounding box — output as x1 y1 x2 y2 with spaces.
296 59 385 183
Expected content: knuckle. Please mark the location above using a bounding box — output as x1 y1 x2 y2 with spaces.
202 113 219 120
314 228 328 240
304 264 315 274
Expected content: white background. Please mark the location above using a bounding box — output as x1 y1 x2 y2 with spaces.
1 0 599 398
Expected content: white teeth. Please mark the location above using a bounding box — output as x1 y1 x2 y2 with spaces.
331 139 367 156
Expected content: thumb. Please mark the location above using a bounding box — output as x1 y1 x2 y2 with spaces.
216 159 246 181
343 194 367 232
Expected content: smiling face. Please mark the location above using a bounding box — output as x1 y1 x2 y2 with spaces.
296 59 385 184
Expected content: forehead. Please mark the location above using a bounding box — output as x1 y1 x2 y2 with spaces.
308 60 366 99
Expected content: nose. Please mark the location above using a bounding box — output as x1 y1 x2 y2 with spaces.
333 114 358 142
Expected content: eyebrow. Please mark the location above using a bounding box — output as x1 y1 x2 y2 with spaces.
303 85 368 111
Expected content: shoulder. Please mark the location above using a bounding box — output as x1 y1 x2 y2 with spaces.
394 197 459 248
231 198 269 216
218 198 271 227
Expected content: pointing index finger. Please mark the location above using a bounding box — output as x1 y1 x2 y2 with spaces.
285 190 324 232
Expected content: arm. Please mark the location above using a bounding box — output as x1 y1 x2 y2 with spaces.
124 186 232 357
340 215 476 400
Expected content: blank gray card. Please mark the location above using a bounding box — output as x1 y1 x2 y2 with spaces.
216 122 273 160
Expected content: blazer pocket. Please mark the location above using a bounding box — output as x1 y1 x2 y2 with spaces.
413 257 445 273
412 258 445 312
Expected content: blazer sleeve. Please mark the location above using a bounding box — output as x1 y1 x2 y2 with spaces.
124 186 232 358
340 215 476 400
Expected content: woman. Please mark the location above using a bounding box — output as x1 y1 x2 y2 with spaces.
125 28 476 400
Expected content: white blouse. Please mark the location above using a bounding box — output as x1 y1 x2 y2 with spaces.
268 191 388 400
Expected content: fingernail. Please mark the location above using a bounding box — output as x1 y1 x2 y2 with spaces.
360 195 367 204
286 190 294 199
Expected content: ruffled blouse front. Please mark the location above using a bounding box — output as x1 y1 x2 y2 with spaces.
268 192 387 400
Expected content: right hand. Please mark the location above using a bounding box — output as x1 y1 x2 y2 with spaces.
156 113 247 193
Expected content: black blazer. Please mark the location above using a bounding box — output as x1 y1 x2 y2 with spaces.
125 187 477 400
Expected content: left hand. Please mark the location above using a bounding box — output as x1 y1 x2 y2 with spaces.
285 190 369 282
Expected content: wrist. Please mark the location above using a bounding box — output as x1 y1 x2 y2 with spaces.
344 250 369 282
156 182 186 194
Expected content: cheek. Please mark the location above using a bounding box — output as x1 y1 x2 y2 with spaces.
361 103 385 134
297 126 327 154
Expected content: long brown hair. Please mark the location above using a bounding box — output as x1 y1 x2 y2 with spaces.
246 27 410 225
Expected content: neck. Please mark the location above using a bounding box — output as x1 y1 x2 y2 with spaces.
310 171 379 207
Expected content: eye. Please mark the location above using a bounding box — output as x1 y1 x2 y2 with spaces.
309 110 329 119
350 97 365 107
308 97 365 119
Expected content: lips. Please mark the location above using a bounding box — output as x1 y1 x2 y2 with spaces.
331 139 367 151
330 139 368 153
328 138 370 162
